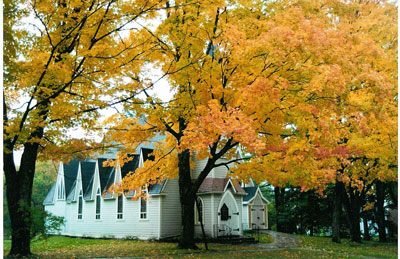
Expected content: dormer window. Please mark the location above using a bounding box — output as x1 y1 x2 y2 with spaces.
57 177 65 200
78 190 83 219
95 188 101 220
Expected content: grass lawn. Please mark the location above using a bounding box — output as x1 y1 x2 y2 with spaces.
3 236 258 258
297 235 398 258
3 235 398 258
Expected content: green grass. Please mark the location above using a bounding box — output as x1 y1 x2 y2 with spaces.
3 236 257 258
297 235 398 258
3 235 398 258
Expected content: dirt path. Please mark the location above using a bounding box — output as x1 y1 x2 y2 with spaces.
252 230 302 249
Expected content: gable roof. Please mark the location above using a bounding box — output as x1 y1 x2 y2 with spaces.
63 159 80 197
243 186 270 204
98 158 116 193
121 154 140 179
140 148 165 195
148 180 166 195
44 148 167 204
103 168 116 199
243 187 258 202
196 178 246 195
43 182 56 205
141 148 155 162
66 181 76 202
80 161 96 197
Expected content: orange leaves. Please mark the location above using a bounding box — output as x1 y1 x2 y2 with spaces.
97 0 397 197
180 99 266 155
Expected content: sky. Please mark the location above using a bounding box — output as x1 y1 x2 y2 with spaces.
12 11 174 167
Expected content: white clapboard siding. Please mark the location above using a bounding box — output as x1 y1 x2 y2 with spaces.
159 179 181 238
211 158 232 179
55 192 161 239
191 158 207 179
242 204 249 230
45 200 67 234
235 195 244 235
194 194 213 237
192 158 233 179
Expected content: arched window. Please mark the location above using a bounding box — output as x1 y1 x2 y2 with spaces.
194 198 203 224
95 188 101 220
117 195 123 219
78 190 83 219
221 203 229 221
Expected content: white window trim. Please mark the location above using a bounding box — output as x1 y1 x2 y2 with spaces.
57 177 65 200
139 195 147 220
117 195 123 220
78 190 83 220
95 188 101 220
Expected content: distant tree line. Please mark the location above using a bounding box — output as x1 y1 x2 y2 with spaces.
4 161 64 240
262 181 397 243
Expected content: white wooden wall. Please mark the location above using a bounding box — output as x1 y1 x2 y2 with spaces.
55 194 161 239
159 179 181 238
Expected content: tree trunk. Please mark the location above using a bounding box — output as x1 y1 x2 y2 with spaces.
177 149 198 249
332 182 342 243
4 97 46 256
362 214 371 241
274 187 284 232
5 142 40 256
341 184 362 243
375 181 387 242
350 203 362 243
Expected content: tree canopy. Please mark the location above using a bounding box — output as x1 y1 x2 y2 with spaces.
104 0 397 195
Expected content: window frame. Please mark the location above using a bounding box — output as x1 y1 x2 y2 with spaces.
117 195 123 219
220 203 229 221
78 190 83 220
140 194 147 219
95 188 101 220
57 177 65 200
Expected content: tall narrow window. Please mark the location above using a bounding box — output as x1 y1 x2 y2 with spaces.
140 196 147 219
58 178 65 200
117 195 123 219
95 188 101 220
78 190 83 219
195 198 203 224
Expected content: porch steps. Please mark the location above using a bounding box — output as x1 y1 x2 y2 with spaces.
211 235 258 244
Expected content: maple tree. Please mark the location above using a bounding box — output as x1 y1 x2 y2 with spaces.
104 0 397 249
3 0 167 256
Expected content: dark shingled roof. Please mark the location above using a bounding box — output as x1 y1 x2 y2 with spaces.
67 181 76 202
103 169 116 199
121 154 140 179
43 182 56 205
142 148 155 161
63 160 80 197
148 180 166 194
80 161 96 196
141 148 165 195
84 175 94 200
243 187 258 202
98 158 115 193
196 178 247 195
